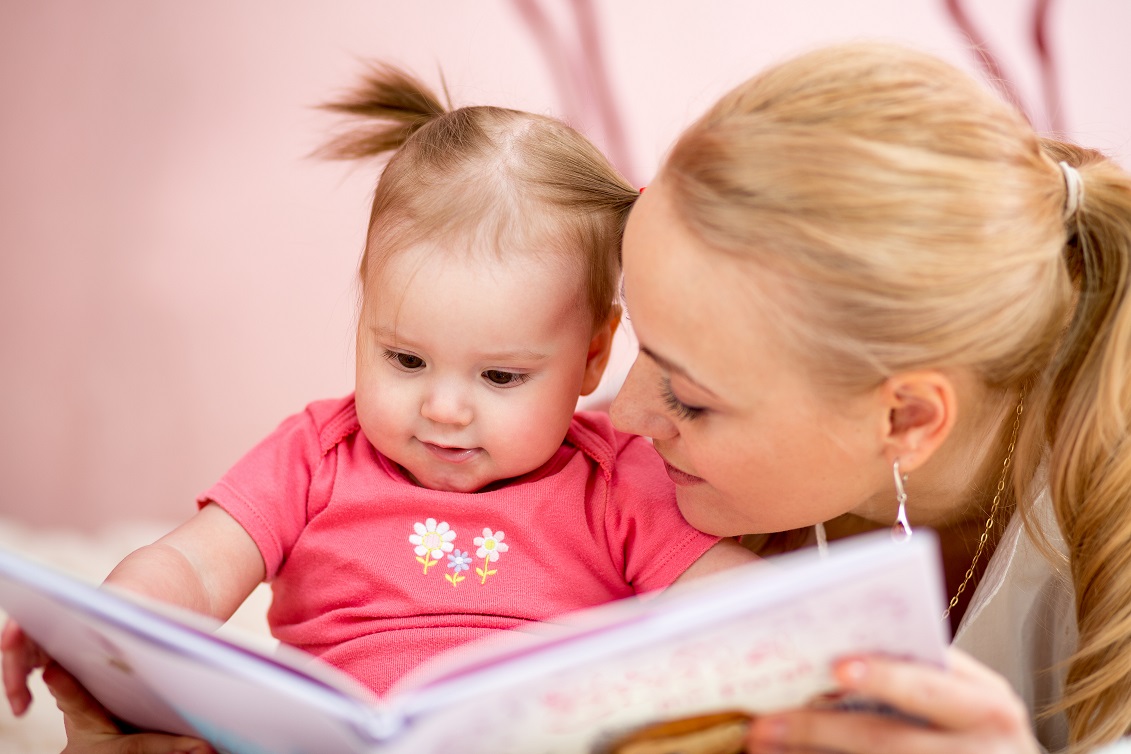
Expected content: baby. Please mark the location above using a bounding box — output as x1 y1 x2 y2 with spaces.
4 63 752 707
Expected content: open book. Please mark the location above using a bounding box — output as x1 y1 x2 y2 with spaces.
0 531 948 754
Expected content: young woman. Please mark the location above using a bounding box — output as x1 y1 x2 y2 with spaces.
611 42 1131 753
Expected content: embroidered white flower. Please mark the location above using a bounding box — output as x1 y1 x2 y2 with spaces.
409 518 456 560
473 528 509 562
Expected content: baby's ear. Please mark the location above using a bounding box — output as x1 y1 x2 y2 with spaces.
580 309 621 396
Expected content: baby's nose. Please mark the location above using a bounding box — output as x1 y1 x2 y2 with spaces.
421 384 474 427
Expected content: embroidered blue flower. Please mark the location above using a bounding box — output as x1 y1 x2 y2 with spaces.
447 549 472 572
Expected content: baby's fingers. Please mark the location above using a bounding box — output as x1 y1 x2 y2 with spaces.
2 619 48 716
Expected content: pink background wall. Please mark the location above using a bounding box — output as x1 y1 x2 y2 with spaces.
2 1 1129 530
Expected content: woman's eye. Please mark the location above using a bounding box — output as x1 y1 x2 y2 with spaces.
483 370 529 387
384 350 425 370
660 376 705 421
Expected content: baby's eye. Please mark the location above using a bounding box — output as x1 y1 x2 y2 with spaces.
384 350 425 371
483 370 529 387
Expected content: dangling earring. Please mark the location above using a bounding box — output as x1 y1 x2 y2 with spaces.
891 458 912 542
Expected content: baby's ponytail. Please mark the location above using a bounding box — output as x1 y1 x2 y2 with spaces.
1039 140 1131 749
317 61 635 329
317 63 448 162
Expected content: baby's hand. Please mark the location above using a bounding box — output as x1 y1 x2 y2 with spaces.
2 618 49 715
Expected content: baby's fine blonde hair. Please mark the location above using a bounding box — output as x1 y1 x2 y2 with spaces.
319 63 638 328
665 43 1131 750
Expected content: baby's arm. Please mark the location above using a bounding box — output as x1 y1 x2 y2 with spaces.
3 502 265 715
104 502 265 618
672 538 759 584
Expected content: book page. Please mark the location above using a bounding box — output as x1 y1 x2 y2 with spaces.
384 531 948 753
1 531 947 754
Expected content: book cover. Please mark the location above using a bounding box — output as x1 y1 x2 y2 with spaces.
0 531 949 754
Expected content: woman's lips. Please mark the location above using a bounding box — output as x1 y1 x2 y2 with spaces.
663 460 704 486
422 442 481 464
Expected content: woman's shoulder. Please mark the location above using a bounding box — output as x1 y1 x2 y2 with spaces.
954 483 1075 752
957 484 1073 637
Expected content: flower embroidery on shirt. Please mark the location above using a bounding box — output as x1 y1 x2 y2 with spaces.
444 549 472 587
409 518 456 574
474 528 508 584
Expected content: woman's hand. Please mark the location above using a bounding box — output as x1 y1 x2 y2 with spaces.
746 648 1042 754
2 619 48 715
42 662 215 754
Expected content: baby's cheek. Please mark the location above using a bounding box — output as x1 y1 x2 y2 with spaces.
357 385 415 449
495 399 570 460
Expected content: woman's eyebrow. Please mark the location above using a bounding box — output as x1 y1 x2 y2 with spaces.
639 346 720 398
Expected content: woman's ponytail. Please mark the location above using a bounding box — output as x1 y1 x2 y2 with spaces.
1040 140 1131 749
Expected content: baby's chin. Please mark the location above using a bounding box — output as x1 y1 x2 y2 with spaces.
401 464 502 494
396 447 549 493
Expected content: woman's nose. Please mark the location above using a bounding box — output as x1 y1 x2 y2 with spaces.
610 356 678 441
421 382 474 427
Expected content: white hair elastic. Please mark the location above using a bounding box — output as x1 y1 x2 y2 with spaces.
1059 160 1084 220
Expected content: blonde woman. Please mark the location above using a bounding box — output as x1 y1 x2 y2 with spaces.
25 42 1131 754
611 43 1131 753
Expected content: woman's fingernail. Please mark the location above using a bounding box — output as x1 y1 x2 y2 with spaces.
748 716 787 754
838 658 869 686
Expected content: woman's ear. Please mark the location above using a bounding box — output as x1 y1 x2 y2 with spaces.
879 371 958 472
579 309 621 396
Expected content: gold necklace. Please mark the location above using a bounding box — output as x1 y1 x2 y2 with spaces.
942 391 1024 620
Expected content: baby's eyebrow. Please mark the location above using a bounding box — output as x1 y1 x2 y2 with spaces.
477 349 550 362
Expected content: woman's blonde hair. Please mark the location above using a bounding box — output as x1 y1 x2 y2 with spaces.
664 43 1131 750
319 62 638 327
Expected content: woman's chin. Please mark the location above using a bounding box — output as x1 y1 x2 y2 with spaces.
674 490 748 538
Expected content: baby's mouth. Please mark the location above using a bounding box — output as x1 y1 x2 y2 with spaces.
422 442 481 464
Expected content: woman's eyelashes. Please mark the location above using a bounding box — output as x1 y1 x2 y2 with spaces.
382 350 530 387
660 375 705 420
